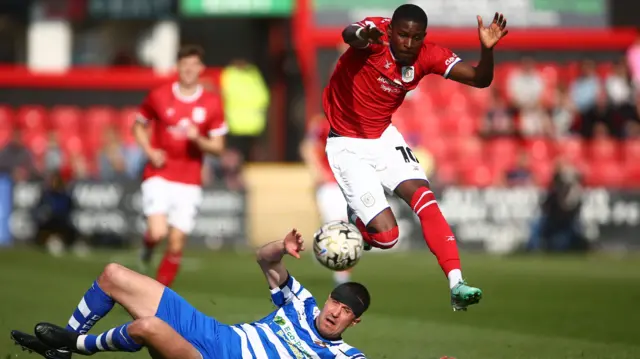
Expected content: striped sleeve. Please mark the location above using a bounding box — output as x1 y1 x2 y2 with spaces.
269 273 313 307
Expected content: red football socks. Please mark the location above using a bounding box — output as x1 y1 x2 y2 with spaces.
410 187 461 276
143 231 157 250
156 251 182 287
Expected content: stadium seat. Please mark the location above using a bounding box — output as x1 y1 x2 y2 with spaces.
584 161 625 187
0 128 11 147
118 107 139 144
589 138 620 162
556 136 584 162
523 138 555 161
530 160 555 187
0 105 14 129
433 162 458 186
624 163 640 188
485 138 518 170
455 137 484 171
16 105 47 132
623 139 640 163
50 106 81 135
460 164 496 187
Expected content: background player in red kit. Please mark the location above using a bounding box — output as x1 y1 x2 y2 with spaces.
300 114 352 286
132 45 227 287
323 4 508 311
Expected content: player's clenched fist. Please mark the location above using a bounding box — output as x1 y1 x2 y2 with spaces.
147 148 166 168
357 25 388 46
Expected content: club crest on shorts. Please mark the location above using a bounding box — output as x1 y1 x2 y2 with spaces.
192 107 206 124
360 192 375 207
401 66 414 82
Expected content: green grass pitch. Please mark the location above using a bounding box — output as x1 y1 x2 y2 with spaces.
1 247 639 359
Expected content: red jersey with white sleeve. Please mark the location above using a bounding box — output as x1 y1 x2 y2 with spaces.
322 16 462 139
137 82 227 185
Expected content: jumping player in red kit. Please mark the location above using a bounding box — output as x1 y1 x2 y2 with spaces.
323 4 508 311
133 45 227 287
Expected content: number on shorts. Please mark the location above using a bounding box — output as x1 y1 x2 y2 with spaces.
395 146 419 163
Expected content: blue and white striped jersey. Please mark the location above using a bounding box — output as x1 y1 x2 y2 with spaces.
222 275 365 359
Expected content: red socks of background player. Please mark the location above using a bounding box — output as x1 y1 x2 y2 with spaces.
156 251 182 287
411 187 462 287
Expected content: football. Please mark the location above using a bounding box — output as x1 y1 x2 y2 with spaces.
313 220 364 271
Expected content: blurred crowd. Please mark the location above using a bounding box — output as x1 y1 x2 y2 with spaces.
0 59 271 190
395 50 640 189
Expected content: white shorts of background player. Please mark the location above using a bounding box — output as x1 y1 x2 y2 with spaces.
141 176 203 235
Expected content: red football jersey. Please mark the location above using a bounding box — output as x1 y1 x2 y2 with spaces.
138 82 227 185
306 119 334 183
323 16 461 139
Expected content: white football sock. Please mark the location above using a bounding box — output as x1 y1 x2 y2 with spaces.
447 269 463 289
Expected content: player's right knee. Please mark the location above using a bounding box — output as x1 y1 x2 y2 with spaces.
369 226 400 249
147 227 167 242
98 263 128 291
128 317 163 342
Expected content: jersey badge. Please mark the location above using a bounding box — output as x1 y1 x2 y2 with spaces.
192 107 207 124
401 66 414 82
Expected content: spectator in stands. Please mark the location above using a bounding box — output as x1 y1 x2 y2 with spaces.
0 130 36 182
527 158 585 252
550 84 577 138
605 59 634 108
204 150 245 191
99 127 129 180
504 150 533 187
220 58 270 161
580 93 623 138
43 132 63 175
519 105 554 138
481 88 516 137
570 59 601 115
507 56 544 110
32 171 78 256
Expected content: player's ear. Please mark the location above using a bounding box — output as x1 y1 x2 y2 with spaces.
350 317 361 326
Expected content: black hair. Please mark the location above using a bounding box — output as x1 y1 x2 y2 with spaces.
331 282 371 317
391 4 428 29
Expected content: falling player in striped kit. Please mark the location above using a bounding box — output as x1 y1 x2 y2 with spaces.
10 229 369 359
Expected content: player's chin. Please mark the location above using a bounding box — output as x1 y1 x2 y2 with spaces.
396 54 417 66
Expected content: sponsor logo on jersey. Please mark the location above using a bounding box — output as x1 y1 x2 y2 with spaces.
445 56 459 66
192 107 206 124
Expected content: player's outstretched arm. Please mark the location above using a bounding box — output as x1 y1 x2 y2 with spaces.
342 24 386 49
256 228 304 289
447 12 508 88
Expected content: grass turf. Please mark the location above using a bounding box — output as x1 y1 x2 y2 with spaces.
0 247 639 359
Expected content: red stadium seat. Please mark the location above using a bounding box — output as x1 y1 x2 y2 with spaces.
623 140 640 163
584 161 625 187
624 163 640 188
0 128 11 147
0 105 14 129
460 164 496 187
23 133 48 158
16 106 47 132
85 106 117 131
523 138 555 161
530 160 555 187
455 137 484 170
589 138 620 162
556 137 584 162
118 107 139 144
434 162 458 185
485 138 518 170
50 106 81 135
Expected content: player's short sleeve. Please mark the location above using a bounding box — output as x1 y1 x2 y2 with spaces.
137 93 157 125
336 347 366 359
207 95 228 137
270 273 313 307
349 17 390 52
422 43 462 79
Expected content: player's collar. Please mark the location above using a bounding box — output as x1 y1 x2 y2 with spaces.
172 82 203 103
